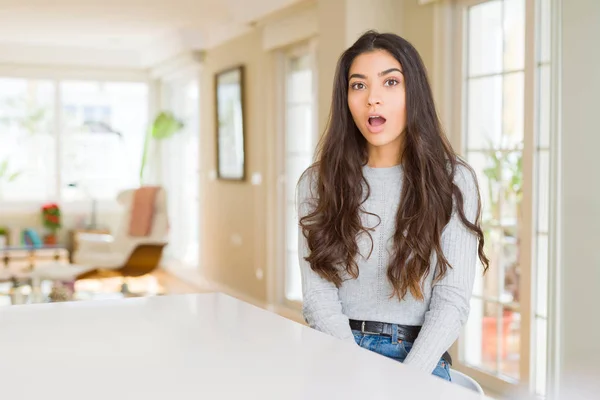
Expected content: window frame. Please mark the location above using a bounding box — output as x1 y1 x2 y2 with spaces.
275 39 319 311
0 66 151 212
442 0 552 396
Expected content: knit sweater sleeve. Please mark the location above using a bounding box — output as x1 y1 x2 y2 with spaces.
296 168 355 342
403 165 480 373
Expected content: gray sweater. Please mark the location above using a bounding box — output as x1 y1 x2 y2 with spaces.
297 163 479 374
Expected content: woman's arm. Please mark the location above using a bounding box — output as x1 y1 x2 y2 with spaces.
403 165 480 373
296 169 355 342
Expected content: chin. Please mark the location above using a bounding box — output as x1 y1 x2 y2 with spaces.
364 133 397 148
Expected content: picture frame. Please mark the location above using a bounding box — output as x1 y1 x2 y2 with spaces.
215 65 246 181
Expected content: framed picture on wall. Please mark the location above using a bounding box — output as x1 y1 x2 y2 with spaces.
215 65 246 181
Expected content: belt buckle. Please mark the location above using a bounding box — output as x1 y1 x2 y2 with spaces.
361 321 380 335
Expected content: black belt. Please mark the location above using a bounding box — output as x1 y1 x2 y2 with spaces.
349 319 452 366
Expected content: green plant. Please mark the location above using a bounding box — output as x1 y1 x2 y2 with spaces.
0 95 49 191
0 158 21 183
480 140 524 305
0 97 50 135
139 111 184 184
481 144 523 227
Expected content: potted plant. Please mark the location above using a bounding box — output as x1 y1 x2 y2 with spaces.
0 226 8 248
139 111 184 184
41 203 61 245
480 142 523 363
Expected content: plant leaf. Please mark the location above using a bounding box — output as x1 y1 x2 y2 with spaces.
8 171 21 182
0 159 8 177
151 111 184 140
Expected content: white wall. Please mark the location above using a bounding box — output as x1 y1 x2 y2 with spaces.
558 0 600 397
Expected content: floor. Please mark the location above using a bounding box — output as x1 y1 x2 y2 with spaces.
74 268 208 296
0 268 208 306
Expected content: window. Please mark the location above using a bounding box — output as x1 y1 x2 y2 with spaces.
278 42 318 303
461 0 526 382
0 78 56 201
157 75 200 267
450 0 554 396
0 76 149 205
61 81 148 201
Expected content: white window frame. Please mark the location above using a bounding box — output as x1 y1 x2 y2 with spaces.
154 66 202 268
0 66 151 213
274 39 319 310
435 0 557 396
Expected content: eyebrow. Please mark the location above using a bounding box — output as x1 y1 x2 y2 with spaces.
349 68 403 80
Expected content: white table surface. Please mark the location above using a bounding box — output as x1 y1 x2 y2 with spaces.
0 292 485 400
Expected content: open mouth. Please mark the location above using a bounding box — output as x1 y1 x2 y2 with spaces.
368 115 387 127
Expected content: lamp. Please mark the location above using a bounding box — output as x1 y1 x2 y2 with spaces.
67 182 98 230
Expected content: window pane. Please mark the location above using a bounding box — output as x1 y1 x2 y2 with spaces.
537 150 550 233
0 78 56 201
500 308 520 380
472 262 485 298
501 237 519 304
284 49 315 303
482 228 502 301
468 150 522 229
467 151 494 223
464 297 485 367
286 203 298 252
286 104 314 154
286 155 312 201
503 72 525 148
60 81 148 201
464 299 501 374
540 0 551 63
158 78 200 266
468 1 503 76
285 250 302 301
538 64 551 148
503 0 525 70
467 76 502 150
500 151 523 225
501 151 523 226
287 55 313 103
469 149 522 304
536 234 548 318
535 318 548 396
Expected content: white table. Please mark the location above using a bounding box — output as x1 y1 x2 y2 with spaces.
0 293 484 399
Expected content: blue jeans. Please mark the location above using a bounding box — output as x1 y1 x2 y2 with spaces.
352 329 451 381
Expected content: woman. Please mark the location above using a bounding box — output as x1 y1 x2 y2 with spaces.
297 30 489 381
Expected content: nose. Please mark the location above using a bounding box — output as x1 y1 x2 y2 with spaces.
367 90 382 107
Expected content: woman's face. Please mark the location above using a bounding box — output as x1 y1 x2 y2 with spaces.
347 49 406 158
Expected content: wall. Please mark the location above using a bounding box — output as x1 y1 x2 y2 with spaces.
558 0 600 397
316 0 348 135
199 28 270 302
402 0 435 80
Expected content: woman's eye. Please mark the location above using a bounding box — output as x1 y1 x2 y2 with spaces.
351 82 365 90
385 79 399 87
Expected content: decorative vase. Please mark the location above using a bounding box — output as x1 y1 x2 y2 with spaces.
43 233 57 245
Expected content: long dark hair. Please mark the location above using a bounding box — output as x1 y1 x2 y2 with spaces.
299 30 489 300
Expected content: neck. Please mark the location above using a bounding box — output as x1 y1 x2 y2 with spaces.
367 138 404 168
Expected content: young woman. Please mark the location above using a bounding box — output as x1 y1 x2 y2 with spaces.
297 31 489 382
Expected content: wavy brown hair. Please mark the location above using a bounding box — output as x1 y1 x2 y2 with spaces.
299 31 489 300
